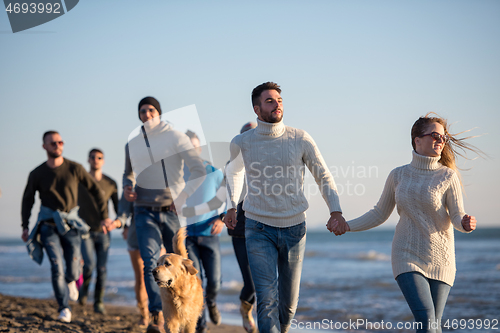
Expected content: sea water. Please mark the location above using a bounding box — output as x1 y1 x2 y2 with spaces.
1 228 499 332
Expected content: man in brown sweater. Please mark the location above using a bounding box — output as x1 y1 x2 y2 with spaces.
77 148 120 314
21 131 110 323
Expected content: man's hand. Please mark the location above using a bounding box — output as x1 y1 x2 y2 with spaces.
124 186 137 202
122 225 129 240
100 218 120 234
210 218 224 235
171 192 188 215
224 208 237 230
327 212 350 236
22 229 29 242
461 214 477 232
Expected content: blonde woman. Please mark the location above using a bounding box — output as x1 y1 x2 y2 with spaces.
329 114 480 333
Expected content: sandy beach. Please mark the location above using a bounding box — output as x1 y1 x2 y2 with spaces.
0 293 246 333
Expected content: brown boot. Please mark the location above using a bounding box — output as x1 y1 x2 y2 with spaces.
240 301 257 333
146 311 165 333
208 304 221 325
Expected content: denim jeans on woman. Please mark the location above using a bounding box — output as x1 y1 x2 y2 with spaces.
245 218 306 333
232 236 256 304
39 224 81 312
80 231 110 305
396 272 451 333
134 206 180 313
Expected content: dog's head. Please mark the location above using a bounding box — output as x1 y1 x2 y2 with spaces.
152 253 198 288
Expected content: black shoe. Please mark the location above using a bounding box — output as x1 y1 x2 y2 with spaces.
208 305 221 325
94 302 106 314
78 295 87 306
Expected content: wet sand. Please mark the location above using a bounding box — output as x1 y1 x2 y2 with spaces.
0 293 246 333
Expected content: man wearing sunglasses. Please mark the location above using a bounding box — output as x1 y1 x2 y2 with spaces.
21 131 111 323
77 148 120 315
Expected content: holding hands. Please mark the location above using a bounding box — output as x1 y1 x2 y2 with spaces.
101 218 121 234
461 214 477 232
327 212 350 236
223 208 237 230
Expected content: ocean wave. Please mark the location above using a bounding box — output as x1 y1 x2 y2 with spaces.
0 246 27 254
220 280 243 292
218 301 240 312
0 275 49 283
220 248 235 256
304 249 390 262
356 250 390 261
106 280 135 288
108 248 130 256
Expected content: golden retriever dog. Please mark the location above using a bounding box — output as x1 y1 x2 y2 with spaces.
152 228 204 333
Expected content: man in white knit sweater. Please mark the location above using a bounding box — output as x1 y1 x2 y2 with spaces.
224 82 345 333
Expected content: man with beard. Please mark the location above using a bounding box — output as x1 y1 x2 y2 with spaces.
224 82 345 333
77 148 120 314
22 131 111 323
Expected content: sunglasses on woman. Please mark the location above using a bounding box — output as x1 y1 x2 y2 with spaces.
419 132 449 143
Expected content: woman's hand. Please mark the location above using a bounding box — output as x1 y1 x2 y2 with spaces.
327 212 350 236
461 214 477 232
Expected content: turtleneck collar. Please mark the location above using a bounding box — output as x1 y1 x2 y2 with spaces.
255 118 286 137
143 119 171 133
410 150 442 170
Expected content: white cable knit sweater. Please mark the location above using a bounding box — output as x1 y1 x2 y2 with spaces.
347 151 470 286
225 119 342 228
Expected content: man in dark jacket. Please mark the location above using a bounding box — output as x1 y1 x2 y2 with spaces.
21 131 110 323
78 148 120 314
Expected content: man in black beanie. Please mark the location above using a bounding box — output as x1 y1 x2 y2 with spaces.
122 96 206 333
138 97 162 120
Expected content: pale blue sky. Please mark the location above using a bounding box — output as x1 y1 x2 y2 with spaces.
1 1 499 237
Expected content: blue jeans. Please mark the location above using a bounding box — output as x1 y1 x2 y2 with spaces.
80 231 110 304
232 236 256 304
186 235 221 330
39 224 81 312
126 218 139 251
396 272 451 333
245 219 306 333
134 206 180 313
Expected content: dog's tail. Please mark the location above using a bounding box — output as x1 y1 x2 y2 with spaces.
173 227 188 259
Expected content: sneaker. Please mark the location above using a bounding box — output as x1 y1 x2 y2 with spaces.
58 308 72 323
208 304 221 326
240 300 257 333
146 311 164 333
68 281 79 302
94 302 106 314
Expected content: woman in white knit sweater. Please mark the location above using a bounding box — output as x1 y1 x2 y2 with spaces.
328 114 479 333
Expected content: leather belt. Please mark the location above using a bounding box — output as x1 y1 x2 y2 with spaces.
147 205 172 212
41 219 56 226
